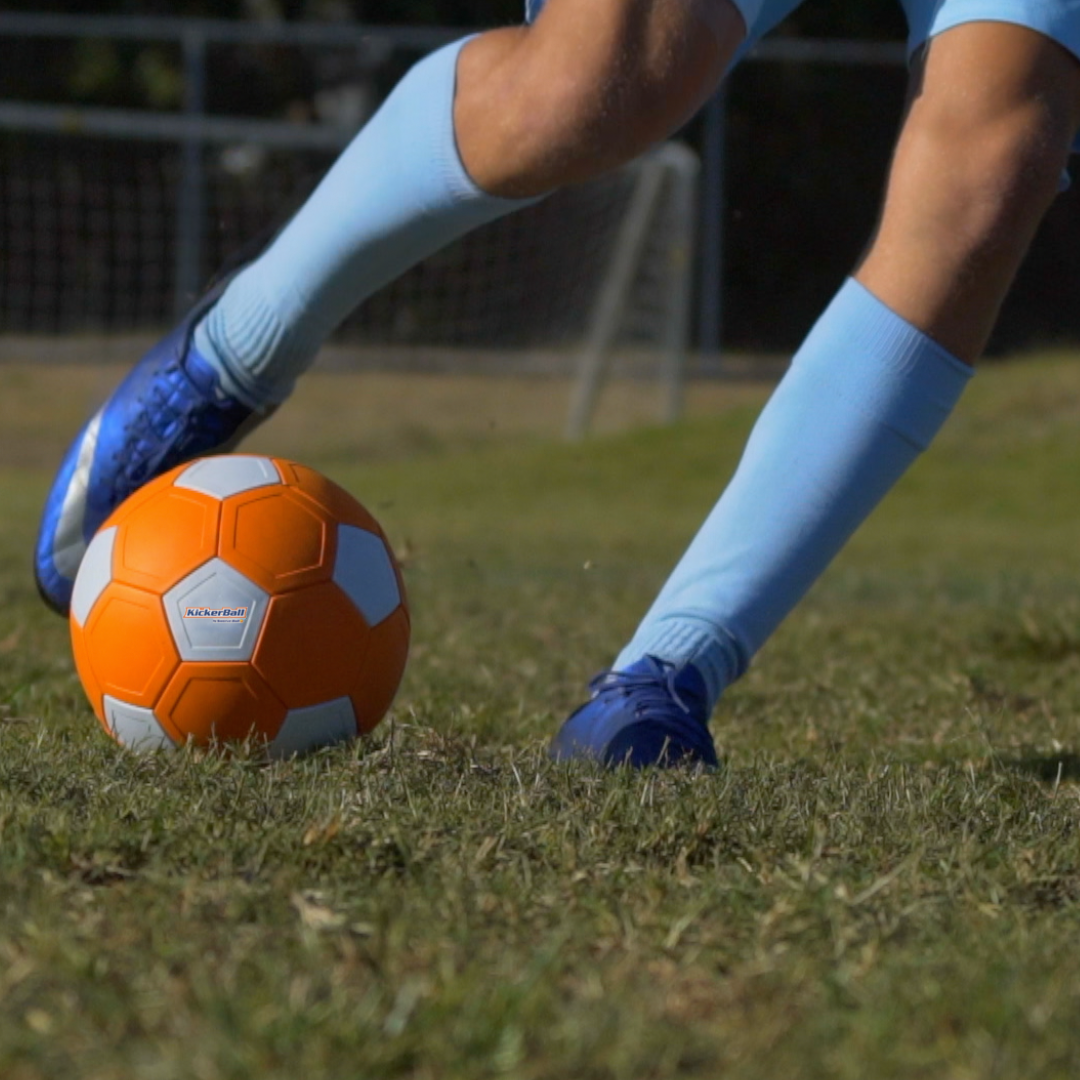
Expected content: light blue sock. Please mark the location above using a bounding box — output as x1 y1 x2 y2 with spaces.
615 278 973 708
193 38 534 406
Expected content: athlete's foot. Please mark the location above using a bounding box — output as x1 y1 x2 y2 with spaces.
550 656 718 768
34 280 271 615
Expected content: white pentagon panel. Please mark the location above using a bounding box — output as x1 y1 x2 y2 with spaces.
174 455 282 500
163 557 269 662
103 695 176 752
71 526 117 628
269 697 358 759
333 526 400 627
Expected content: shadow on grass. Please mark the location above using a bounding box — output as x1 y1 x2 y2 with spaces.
984 613 1080 664
1001 750 1080 783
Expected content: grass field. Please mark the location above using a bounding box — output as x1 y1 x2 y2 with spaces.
5 356 1080 1079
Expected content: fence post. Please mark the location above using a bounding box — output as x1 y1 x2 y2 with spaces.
175 25 207 315
657 143 699 424
698 88 727 369
565 154 667 441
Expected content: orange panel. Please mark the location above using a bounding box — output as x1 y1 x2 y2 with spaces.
81 583 180 710
112 487 220 593
219 487 331 594
69 617 105 726
253 582 371 709
157 662 286 746
350 605 410 733
276 461 408 614
275 460 385 535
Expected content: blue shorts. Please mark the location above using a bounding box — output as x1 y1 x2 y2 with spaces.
525 0 1080 70
731 0 1080 167
732 0 1080 65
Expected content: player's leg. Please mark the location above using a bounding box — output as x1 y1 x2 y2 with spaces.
858 20 1080 362
554 16 1080 767
196 0 746 405
35 0 751 614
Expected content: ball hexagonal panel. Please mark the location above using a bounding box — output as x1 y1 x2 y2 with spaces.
157 662 287 745
269 697 358 759
71 525 117 628
275 461 385 534
253 581 370 709
333 526 401 628
175 456 282 500
163 558 269 663
102 695 177 752
112 487 220 594
351 605 411 732
219 487 332 594
79 582 181 710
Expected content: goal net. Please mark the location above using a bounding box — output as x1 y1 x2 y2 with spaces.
0 127 698 435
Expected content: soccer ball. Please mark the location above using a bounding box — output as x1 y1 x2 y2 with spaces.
69 455 410 756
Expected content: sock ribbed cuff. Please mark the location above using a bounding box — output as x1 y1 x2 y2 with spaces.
196 283 310 406
817 279 972 451
614 618 745 711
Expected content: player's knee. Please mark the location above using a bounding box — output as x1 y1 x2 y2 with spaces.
908 91 1073 256
523 57 715 175
456 12 730 196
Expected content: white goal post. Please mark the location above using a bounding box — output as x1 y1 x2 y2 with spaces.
565 143 699 440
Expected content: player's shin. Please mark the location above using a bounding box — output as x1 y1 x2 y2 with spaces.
615 277 973 709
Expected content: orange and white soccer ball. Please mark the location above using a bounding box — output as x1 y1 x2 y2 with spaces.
69 455 409 756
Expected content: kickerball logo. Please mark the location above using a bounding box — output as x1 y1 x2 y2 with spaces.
183 605 249 623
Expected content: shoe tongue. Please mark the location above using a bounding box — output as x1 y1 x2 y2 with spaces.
624 656 709 715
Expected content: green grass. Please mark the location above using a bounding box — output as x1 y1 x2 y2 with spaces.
5 357 1080 1078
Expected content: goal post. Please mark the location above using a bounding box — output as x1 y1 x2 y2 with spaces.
565 142 699 440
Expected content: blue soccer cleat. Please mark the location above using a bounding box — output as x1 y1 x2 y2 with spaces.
550 656 719 768
34 282 269 615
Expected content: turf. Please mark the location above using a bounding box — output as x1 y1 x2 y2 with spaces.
4 357 1080 1078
